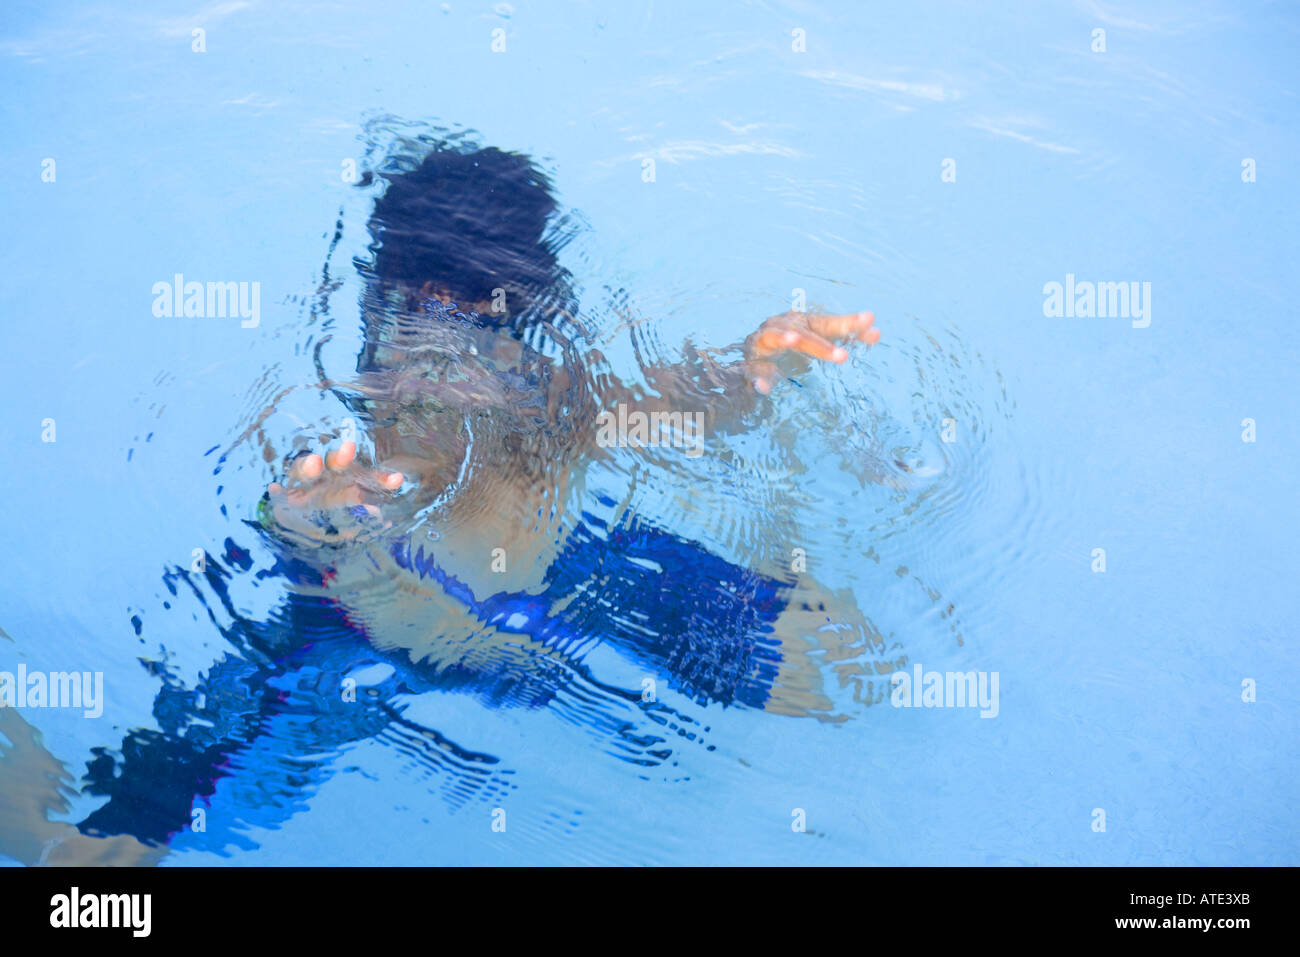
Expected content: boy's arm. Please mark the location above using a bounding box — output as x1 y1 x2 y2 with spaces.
587 310 880 435
255 310 879 545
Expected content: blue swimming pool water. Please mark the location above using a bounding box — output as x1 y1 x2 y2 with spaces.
1 0 1296 865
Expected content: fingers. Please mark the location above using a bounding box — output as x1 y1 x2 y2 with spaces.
292 453 323 482
354 465 404 492
270 440 402 502
806 310 876 342
744 308 879 394
751 325 795 357
751 311 879 360
751 325 843 362
783 327 848 363
745 359 781 395
262 439 404 544
325 440 356 471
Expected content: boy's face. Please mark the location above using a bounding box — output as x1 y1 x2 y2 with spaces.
410 281 499 318
362 278 510 373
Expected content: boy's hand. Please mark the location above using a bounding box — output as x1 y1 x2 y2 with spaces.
743 310 879 394
262 440 406 547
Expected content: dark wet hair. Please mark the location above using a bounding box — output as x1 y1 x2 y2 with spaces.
364 146 562 308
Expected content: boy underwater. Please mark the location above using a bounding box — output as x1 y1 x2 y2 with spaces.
259 144 881 724
0 143 884 865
